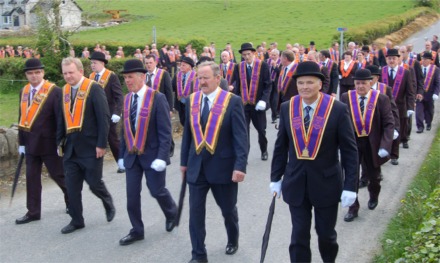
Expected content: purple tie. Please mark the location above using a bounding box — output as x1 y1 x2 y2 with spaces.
30 88 37 103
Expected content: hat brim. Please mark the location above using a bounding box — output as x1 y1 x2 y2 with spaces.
121 68 148 74
293 72 325 81
181 61 194 67
24 66 44 72
239 47 256 54
353 77 373 80
89 58 108 64
385 54 400 57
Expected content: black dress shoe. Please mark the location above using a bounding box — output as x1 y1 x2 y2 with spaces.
225 243 239 255
169 147 174 158
15 214 40 225
106 208 116 222
119 233 144 246
358 180 369 188
416 128 424 133
166 218 176 232
61 223 84 234
343 211 358 222
261 151 268 161
368 199 378 210
391 159 399 165
188 259 208 263
117 168 125 173
427 124 431 131
271 119 276 124
402 142 409 149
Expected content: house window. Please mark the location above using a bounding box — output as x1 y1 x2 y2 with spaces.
3 16 12 24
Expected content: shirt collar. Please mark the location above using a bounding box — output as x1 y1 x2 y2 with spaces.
72 77 85 89
97 68 106 76
302 93 321 111
149 67 158 75
30 79 45 91
134 85 147 98
203 87 220 103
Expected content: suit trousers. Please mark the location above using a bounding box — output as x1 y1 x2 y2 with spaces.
244 105 268 153
25 153 68 218
177 101 186 127
289 200 339 263
416 100 434 129
391 116 408 158
64 153 114 227
125 156 177 236
188 170 239 260
108 122 120 162
269 81 279 121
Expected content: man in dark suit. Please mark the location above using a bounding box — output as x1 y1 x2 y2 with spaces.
360 46 379 67
180 61 248 263
319 50 339 97
231 42 271 160
378 41 392 67
417 41 440 67
339 51 357 100
172 57 196 127
16 58 68 224
416 52 440 132
117 59 177 246
89 52 125 173
57 57 115 234
278 50 300 103
380 49 416 165
270 61 358 262
340 69 395 221
267 49 281 123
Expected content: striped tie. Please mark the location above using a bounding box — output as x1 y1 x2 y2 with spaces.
360 96 366 115
304 106 312 132
130 94 138 133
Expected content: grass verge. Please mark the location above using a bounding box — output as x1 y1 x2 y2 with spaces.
374 128 440 262
0 92 19 127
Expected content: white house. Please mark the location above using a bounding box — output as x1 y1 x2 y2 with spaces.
0 0 82 30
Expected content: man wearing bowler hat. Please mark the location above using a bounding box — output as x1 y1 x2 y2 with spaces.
16 58 69 224
380 48 415 165
118 59 177 246
89 51 125 173
270 61 358 262
231 42 271 160
340 69 395 221
173 56 197 127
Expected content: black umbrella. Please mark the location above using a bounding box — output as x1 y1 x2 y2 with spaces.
260 192 277 263
174 172 187 226
10 153 25 206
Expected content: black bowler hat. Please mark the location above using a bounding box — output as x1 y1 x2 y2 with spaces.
121 59 148 74
366 65 381 76
239 43 256 53
181 56 195 67
89 51 108 64
24 58 44 72
310 41 315 46
422 52 433 60
361 46 370 52
293 61 325 81
354 69 373 80
386 48 400 57
196 56 212 66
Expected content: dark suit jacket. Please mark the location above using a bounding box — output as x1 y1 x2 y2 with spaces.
382 84 401 131
119 91 171 168
231 60 272 109
271 97 358 207
378 48 387 67
322 61 339 95
180 91 248 184
152 69 173 110
18 83 62 156
341 92 395 167
103 72 124 116
57 81 110 159
422 66 440 101
417 51 440 67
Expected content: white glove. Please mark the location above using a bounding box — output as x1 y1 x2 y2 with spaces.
340 190 357 207
255 100 266 111
117 158 125 170
393 129 399 140
111 114 121 123
269 180 282 198
18 145 25 155
407 110 414 117
378 148 389 158
151 159 167 172
433 94 439 101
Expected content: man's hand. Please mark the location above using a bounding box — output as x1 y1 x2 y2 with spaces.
18 145 25 155
228 85 234 92
111 114 121 123
255 100 266 111
96 147 106 158
232 170 245 182
118 159 125 170
341 190 357 207
331 93 337 97
151 159 167 172
269 180 282 198
416 94 423 101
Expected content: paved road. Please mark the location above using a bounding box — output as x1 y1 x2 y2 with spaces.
1 22 439 263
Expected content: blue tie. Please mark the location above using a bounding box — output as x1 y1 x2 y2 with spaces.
95 73 100 81
130 94 138 133
201 96 210 131
304 106 312 132
246 65 252 83
360 96 366 115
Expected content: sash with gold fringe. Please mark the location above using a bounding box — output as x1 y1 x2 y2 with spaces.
63 78 93 134
19 81 56 131
268 58 281 81
348 90 379 137
377 82 387 94
150 69 165 91
190 90 232 154
123 88 156 154
340 61 355 78
90 69 112 88
423 66 435 92
221 62 235 85
381 66 404 98
289 93 334 160
176 71 196 99
239 59 262 105
278 63 298 94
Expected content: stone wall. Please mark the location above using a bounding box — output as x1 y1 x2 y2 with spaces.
0 126 18 159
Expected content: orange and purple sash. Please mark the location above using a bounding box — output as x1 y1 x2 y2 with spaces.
381 66 404 98
176 70 196 99
239 60 262 105
289 93 334 160
268 58 281 81
189 90 232 154
123 88 156 154
423 66 435 92
278 63 298 94
325 60 334 76
348 90 379 137
150 69 165 91
377 82 387 94
221 63 235 85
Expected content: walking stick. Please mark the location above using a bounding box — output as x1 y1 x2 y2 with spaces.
260 192 277 263
175 171 187 226
10 153 25 206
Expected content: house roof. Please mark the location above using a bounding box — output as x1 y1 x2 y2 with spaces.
30 0 83 13
2 7 25 16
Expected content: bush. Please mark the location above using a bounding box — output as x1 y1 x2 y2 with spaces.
0 58 27 93
414 0 440 11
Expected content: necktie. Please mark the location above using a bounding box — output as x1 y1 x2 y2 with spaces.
201 96 210 130
95 73 100 81
223 65 227 78
360 96 366 115
389 68 394 79
146 73 152 87
304 106 312 132
70 88 78 111
30 88 37 103
246 65 252 82
283 67 289 80
130 94 138 133
423 67 427 79
182 73 186 87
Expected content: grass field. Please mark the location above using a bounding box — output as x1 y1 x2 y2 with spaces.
0 93 18 127
73 0 416 49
